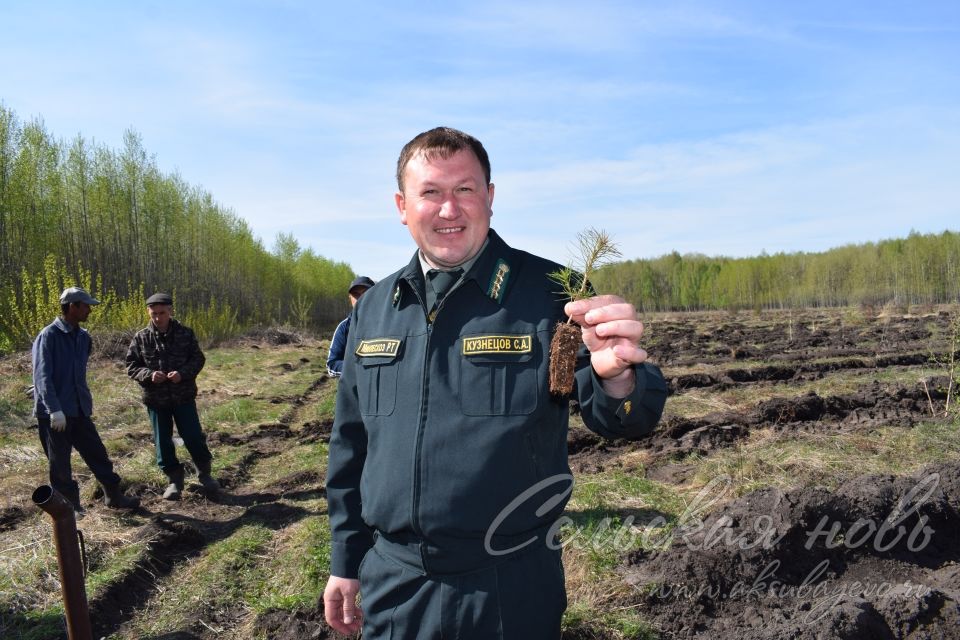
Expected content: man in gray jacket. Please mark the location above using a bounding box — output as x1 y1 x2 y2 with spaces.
125 293 219 500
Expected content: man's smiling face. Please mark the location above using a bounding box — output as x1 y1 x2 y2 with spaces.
395 148 494 268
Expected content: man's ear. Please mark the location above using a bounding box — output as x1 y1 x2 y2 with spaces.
395 191 408 226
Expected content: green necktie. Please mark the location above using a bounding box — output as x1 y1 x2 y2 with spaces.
426 268 463 313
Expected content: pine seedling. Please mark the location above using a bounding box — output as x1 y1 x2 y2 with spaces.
548 228 622 396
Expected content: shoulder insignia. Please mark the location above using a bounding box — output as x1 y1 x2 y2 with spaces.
486 259 511 304
356 338 401 357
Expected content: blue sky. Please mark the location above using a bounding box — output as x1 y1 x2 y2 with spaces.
2 1 958 279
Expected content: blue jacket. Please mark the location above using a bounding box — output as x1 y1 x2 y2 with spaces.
32 317 95 418
326 316 351 377
327 230 668 578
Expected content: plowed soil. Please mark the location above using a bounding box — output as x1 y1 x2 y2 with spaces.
568 310 957 475
4 308 958 639
565 308 960 639
622 462 960 638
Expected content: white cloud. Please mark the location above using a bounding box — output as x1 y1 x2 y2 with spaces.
488 106 960 263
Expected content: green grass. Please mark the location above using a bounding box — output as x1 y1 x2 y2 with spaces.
248 442 328 491
253 516 331 611
0 396 33 430
131 525 274 636
570 472 684 515
0 522 64 637
310 379 338 422
562 602 658 639
86 542 148 598
124 515 331 633
203 397 261 425
691 419 960 494
0 610 67 640
114 445 163 489
564 472 685 575
203 345 329 401
200 525 273 603
209 441 254 474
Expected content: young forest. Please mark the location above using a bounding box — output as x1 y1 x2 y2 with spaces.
1 102 959 351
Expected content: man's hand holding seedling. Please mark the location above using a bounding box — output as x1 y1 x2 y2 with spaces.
565 295 647 399
548 227 647 397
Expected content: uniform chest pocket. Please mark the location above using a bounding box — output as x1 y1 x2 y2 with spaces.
357 355 399 416
459 337 539 416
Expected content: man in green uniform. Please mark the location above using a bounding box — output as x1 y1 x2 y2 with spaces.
324 127 667 639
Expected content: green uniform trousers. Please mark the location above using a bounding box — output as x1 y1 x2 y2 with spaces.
360 534 566 640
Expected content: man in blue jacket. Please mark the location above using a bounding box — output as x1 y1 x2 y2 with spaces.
326 276 376 377
323 128 667 639
32 287 140 513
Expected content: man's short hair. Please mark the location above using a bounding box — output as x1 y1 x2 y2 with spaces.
396 127 491 192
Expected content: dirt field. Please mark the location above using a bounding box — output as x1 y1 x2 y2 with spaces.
1 307 958 639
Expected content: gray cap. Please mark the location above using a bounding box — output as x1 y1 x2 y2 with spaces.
349 276 376 294
59 287 100 306
146 292 173 306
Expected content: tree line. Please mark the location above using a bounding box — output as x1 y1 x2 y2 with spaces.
593 230 960 313
0 104 354 351
3 102 956 351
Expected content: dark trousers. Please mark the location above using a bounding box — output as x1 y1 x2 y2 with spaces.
360 536 566 640
148 401 212 474
37 415 122 503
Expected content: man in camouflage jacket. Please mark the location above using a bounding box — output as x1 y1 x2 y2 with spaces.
125 293 219 499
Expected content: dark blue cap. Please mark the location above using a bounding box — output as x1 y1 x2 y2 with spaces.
349 276 375 294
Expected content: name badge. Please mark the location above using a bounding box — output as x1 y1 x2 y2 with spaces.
462 334 533 356
356 338 401 357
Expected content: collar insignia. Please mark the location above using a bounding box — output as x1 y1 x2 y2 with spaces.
486 259 510 304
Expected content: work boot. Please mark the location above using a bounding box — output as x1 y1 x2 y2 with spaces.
63 487 85 518
101 482 140 510
196 460 221 495
162 467 185 501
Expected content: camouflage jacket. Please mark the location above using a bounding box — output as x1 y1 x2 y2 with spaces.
125 319 205 409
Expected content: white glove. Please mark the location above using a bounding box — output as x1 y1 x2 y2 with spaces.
50 411 67 432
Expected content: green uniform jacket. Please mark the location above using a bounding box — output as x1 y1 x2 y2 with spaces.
125 319 206 409
327 230 668 578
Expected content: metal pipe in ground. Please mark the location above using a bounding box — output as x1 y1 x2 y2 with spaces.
32 485 93 640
